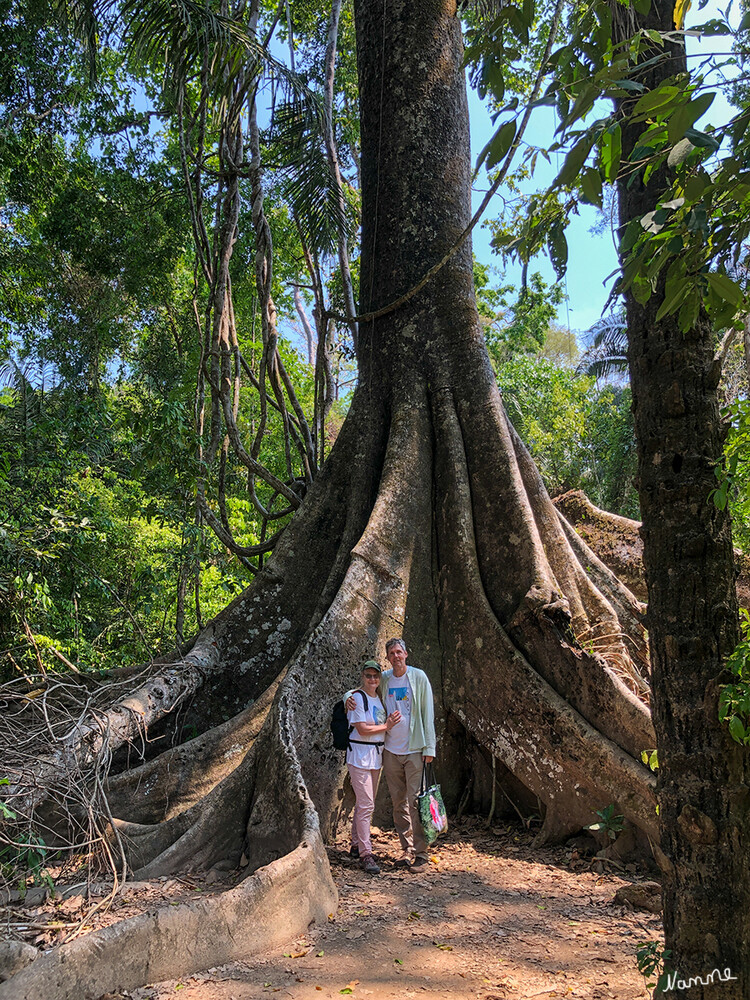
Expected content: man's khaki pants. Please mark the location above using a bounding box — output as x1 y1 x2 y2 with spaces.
382 749 427 860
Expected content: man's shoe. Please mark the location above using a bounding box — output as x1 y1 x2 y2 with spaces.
411 856 429 868
349 845 360 858
360 854 381 874
394 854 412 868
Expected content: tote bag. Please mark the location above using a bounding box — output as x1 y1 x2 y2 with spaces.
416 761 448 845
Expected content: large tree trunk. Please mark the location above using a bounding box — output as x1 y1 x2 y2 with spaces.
613 0 750 993
1 2 659 995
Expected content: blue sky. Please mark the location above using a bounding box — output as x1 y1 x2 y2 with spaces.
467 86 617 338
465 1 741 340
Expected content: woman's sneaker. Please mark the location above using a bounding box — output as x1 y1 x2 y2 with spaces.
349 845 359 858
360 854 380 874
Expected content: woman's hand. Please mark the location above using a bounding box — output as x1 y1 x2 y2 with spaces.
386 710 401 730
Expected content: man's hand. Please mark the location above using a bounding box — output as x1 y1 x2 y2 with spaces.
422 755 434 764
345 696 356 712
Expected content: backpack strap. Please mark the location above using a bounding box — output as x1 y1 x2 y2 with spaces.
348 690 383 752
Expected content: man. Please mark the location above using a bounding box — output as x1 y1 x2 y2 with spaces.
347 638 436 868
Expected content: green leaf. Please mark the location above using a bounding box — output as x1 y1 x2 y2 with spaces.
633 85 680 117
620 218 642 253
581 168 603 208
612 79 646 93
667 92 716 145
678 288 700 332
476 120 516 173
630 144 656 162
487 120 517 170
548 225 568 279
684 127 720 150
631 276 652 305
667 94 716 145
600 126 622 183
684 173 709 201
564 82 599 129
691 17 732 34
555 136 594 188
655 277 690 320
729 714 747 743
705 273 744 307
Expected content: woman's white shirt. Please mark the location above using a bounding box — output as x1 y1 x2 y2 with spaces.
346 692 386 769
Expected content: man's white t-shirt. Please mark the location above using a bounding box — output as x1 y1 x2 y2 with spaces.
383 672 412 755
346 692 387 769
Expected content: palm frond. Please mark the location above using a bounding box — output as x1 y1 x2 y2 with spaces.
114 0 261 99
48 0 100 80
577 314 628 379
266 98 358 258
52 0 313 108
579 354 629 379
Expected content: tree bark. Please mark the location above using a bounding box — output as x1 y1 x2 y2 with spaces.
612 0 750 992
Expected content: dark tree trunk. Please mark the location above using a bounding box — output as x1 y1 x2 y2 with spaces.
613 0 749 992
1 3 662 996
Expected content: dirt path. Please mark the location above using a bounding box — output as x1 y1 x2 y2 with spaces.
116 819 661 1000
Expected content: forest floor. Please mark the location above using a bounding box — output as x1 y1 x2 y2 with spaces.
51 817 663 1000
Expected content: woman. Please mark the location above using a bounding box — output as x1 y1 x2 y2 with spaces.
346 659 398 874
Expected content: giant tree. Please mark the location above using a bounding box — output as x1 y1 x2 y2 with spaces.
1 0 672 995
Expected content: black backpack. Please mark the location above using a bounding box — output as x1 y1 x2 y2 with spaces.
331 690 382 752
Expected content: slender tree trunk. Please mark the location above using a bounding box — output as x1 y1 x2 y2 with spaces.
324 0 358 350
613 0 749 992
292 283 315 364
